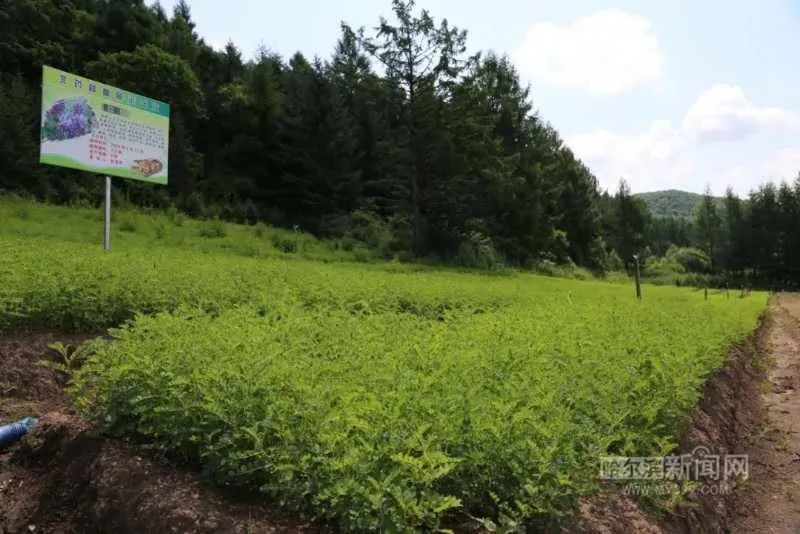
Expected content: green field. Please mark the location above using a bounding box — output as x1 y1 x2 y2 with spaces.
0 197 767 531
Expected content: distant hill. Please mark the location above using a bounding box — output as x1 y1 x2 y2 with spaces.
634 190 722 218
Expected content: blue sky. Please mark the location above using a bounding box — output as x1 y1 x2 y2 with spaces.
154 0 800 195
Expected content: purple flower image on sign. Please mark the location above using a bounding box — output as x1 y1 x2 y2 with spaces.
42 97 95 141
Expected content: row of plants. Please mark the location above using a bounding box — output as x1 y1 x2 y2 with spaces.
0 199 767 530
0 234 522 332
68 291 763 531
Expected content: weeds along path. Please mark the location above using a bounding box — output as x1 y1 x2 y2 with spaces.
731 293 800 533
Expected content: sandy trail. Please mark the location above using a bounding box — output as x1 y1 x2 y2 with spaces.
730 293 800 533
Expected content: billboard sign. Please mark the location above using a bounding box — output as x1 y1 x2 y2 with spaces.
39 65 170 184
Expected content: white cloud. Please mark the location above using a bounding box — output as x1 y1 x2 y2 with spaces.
719 148 800 196
206 38 224 51
514 9 662 95
568 84 800 195
567 120 692 193
762 147 800 182
683 84 800 142
721 166 753 195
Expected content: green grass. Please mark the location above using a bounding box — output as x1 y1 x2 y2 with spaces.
0 195 376 264
0 196 767 531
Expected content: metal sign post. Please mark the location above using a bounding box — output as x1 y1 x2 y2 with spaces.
38 66 171 252
104 176 111 251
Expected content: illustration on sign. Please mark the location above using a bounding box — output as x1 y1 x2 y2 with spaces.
39 65 170 185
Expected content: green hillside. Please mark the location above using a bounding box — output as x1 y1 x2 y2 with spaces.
635 190 722 218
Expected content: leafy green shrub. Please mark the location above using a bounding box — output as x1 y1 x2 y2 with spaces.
118 217 137 233
71 289 765 532
345 209 396 259
604 249 626 272
180 192 204 218
602 271 631 284
70 197 94 210
352 246 374 263
645 256 686 275
550 229 571 263
154 222 167 240
532 258 559 276
166 206 185 227
12 205 31 220
237 243 261 258
198 218 226 238
0 201 769 531
271 234 297 253
455 231 502 270
41 340 94 375
666 246 711 273
644 247 713 286
529 259 595 281
338 235 359 252
253 222 268 238
0 233 516 331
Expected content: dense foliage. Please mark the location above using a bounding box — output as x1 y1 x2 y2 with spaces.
1 0 797 283
0 0 605 270
597 180 800 289
0 196 597 331
634 190 719 218
0 199 766 531
0 0 787 527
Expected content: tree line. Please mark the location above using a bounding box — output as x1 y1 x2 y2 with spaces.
600 180 800 289
0 0 797 286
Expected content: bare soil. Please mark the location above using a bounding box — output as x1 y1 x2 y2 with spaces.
0 332 325 533
572 293 800 534
2 294 800 533
727 294 800 533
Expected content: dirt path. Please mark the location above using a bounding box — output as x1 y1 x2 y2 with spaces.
730 293 800 533
569 293 800 534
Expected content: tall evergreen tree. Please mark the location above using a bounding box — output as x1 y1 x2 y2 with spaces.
721 187 745 274
747 184 781 282
609 179 649 267
777 180 800 283
0 0 706 274
362 0 468 253
695 186 722 269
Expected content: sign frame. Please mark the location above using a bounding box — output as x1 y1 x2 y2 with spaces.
39 65 170 185
39 65 171 250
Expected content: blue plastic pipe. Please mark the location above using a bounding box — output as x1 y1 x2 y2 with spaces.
0 417 38 450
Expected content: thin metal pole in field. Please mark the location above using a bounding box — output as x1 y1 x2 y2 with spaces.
633 254 642 300
104 176 111 251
